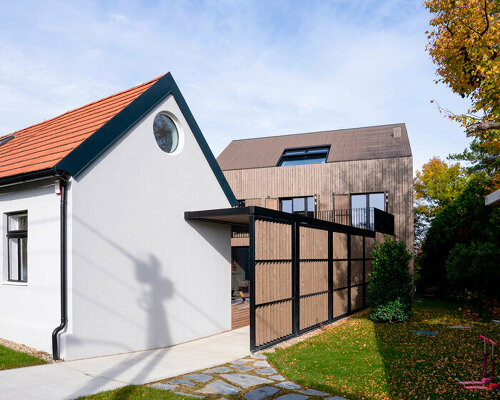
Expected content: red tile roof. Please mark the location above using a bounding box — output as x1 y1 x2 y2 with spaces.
0 75 163 179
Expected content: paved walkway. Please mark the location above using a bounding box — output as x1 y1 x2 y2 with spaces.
148 353 348 400
0 327 250 400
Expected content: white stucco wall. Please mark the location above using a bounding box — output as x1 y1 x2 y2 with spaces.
65 94 232 360
0 179 61 353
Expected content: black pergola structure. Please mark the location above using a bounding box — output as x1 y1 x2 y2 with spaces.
185 206 394 351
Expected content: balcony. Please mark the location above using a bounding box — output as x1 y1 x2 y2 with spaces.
316 207 394 235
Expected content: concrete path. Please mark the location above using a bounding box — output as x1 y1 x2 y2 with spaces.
0 327 249 400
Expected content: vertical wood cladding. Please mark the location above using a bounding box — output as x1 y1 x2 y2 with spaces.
223 157 414 272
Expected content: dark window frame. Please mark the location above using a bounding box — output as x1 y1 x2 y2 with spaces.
280 196 315 218
6 211 28 283
277 145 330 167
349 192 388 230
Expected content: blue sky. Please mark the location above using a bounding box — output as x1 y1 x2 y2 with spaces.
0 0 472 173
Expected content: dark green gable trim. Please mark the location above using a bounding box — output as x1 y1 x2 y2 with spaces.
56 73 238 206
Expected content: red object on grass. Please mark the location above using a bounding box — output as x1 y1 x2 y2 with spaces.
455 335 498 391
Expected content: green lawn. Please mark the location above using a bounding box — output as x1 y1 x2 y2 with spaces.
267 298 500 400
78 386 195 400
0 343 47 370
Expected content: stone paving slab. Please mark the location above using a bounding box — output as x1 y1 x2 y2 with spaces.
326 397 349 400
151 383 179 391
276 381 302 390
299 388 329 396
204 366 234 374
275 394 309 400
168 378 196 387
269 375 286 381
183 373 213 383
244 385 279 400
232 359 251 365
250 354 267 359
255 367 278 375
221 373 273 388
253 360 271 367
233 365 254 372
196 380 241 395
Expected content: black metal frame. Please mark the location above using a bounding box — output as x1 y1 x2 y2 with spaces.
276 145 331 167
185 206 382 352
5 211 28 283
279 196 315 218
250 216 373 351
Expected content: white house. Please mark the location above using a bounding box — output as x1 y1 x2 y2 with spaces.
0 73 238 360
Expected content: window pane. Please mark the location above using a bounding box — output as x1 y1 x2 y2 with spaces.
278 147 329 166
153 113 179 153
350 194 366 209
280 155 327 166
8 213 27 231
369 193 385 211
20 237 27 282
351 195 367 228
306 196 314 212
8 238 19 280
293 197 305 212
281 199 292 213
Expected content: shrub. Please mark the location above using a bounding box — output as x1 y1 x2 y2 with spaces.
369 237 413 322
370 299 411 323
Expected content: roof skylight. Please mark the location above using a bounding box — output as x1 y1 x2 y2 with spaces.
277 146 330 167
0 134 15 147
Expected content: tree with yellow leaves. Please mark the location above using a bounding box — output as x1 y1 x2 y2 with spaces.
424 0 499 185
414 157 469 250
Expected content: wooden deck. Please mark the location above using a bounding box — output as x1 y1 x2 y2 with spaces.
231 302 250 330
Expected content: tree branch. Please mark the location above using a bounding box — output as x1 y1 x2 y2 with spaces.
467 120 500 133
480 0 490 36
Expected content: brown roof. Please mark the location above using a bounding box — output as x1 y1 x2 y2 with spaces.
0 75 163 179
217 123 412 171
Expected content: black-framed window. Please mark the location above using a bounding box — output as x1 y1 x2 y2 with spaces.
6 212 28 282
277 146 330 167
280 196 315 217
350 192 386 230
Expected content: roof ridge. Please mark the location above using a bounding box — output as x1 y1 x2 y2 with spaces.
4 74 165 137
228 123 406 143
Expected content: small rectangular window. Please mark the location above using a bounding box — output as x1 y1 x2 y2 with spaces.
6 212 28 282
280 196 314 217
277 146 330 167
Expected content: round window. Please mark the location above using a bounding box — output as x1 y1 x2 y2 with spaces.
153 113 179 153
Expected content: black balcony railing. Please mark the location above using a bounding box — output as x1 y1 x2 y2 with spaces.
316 207 394 234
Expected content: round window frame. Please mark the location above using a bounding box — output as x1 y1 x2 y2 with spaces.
152 112 184 155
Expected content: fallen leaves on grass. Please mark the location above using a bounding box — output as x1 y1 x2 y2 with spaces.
267 298 500 400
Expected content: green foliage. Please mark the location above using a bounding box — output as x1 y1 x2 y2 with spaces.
446 242 500 302
414 157 470 252
414 157 469 221
418 174 500 297
369 237 413 322
424 0 500 187
370 299 411 323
